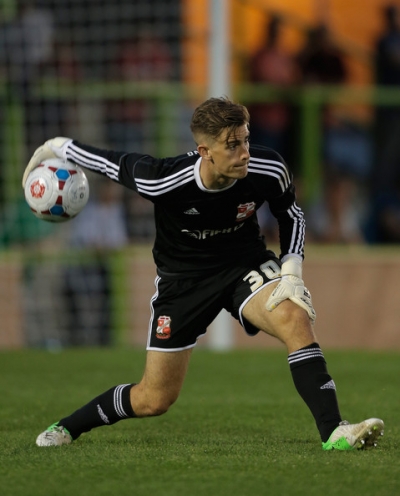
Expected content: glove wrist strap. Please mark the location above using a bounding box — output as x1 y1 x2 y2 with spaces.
47 137 72 159
281 255 303 278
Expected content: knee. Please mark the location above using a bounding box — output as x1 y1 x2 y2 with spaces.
266 300 316 346
272 299 310 329
145 397 174 417
131 388 178 417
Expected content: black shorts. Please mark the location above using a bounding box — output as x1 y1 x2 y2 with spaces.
147 250 282 351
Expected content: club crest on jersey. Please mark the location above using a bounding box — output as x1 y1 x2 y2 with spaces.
156 315 172 340
236 202 256 221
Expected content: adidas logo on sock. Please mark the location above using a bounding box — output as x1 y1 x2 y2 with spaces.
184 208 200 215
97 404 110 424
320 380 336 390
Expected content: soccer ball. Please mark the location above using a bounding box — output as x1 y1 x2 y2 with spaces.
24 158 89 223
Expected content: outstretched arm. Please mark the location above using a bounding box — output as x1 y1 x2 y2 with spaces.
22 137 146 188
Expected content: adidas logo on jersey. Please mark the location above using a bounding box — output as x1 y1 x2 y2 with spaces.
184 208 200 215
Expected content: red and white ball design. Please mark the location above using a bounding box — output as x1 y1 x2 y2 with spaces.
24 158 89 223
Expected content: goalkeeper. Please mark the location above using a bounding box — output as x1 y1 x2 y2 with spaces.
23 97 384 451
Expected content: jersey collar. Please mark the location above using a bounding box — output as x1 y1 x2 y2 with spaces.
194 157 237 193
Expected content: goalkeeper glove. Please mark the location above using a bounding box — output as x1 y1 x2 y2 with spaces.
265 255 316 323
22 137 72 188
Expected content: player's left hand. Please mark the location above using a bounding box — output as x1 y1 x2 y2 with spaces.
266 275 316 323
22 137 72 188
265 255 316 323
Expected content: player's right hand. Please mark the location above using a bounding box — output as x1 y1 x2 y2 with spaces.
22 137 72 188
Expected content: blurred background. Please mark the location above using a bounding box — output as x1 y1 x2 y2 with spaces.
1 0 400 351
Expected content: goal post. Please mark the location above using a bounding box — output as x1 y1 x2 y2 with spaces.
207 0 234 351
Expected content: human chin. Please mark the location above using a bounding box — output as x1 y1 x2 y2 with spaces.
233 165 248 177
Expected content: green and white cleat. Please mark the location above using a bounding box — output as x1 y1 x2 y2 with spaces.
322 418 384 451
36 423 72 447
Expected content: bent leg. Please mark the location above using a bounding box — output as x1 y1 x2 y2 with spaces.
131 349 192 417
242 283 342 442
49 349 192 441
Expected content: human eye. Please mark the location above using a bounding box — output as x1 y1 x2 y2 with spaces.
227 141 238 150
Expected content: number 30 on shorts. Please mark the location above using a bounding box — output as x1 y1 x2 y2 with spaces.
243 260 281 292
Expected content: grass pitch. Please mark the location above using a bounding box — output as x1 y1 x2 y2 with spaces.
0 348 399 496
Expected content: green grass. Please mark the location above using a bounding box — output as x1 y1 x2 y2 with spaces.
0 348 399 496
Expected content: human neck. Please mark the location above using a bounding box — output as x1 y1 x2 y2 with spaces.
199 159 235 190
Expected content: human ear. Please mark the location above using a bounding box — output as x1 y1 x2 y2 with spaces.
197 144 213 161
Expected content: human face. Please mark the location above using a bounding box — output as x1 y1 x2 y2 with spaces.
198 124 250 190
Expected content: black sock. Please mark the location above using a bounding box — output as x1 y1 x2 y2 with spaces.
58 383 136 440
288 343 342 442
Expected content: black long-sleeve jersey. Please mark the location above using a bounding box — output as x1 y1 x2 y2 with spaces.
64 141 305 276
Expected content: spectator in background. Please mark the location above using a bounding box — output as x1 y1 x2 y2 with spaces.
39 39 82 140
375 4 400 87
0 0 54 241
368 177 400 243
373 3 400 189
296 25 372 243
106 30 173 154
105 31 172 242
366 4 400 243
247 15 296 159
63 179 129 347
247 15 296 243
0 0 54 154
296 24 346 85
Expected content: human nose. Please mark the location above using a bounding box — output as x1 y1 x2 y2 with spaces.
241 143 250 159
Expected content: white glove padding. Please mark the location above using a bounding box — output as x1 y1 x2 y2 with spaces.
265 256 316 323
22 137 72 188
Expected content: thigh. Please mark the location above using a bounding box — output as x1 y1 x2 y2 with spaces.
242 285 317 353
131 349 192 415
142 349 192 392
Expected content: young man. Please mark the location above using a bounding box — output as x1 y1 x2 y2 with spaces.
23 97 384 450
